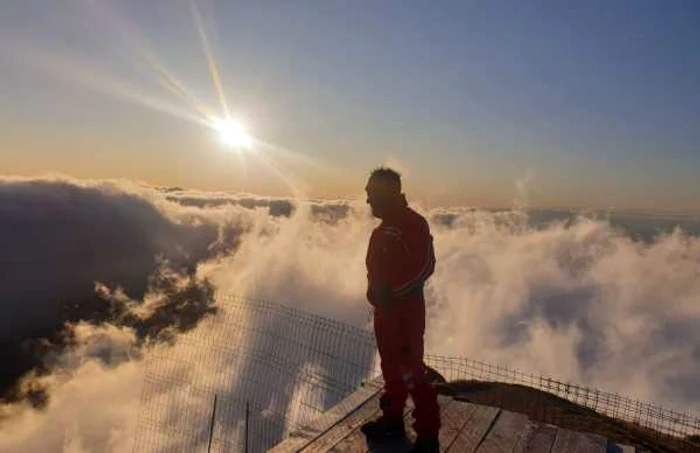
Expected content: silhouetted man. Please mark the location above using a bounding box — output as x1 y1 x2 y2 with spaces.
361 168 440 453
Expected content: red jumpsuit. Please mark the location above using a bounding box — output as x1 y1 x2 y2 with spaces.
366 201 440 439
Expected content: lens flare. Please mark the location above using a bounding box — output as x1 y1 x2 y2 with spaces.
212 118 252 150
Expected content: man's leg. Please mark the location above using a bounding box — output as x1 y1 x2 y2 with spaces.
362 308 408 441
401 302 440 441
409 368 440 439
375 308 409 420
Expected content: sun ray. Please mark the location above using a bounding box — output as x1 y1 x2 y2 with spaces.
254 140 351 187
16 46 210 127
80 0 215 121
190 0 231 119
252 149 309 198
24 0 341 183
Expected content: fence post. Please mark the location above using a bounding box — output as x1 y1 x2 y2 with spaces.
245 401 250 453
207 394 218 453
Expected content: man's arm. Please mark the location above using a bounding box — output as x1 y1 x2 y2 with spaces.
371 219 435 305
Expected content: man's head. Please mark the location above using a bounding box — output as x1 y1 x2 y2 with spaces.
365 167 403 219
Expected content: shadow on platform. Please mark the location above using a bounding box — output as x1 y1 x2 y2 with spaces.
367 437 413 453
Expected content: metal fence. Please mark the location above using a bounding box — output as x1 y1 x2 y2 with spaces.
132 295 378 453
133 294 700 452
425 355 700 451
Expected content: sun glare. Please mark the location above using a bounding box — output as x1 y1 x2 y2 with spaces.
212 118 252 150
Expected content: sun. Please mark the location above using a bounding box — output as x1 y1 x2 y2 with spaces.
212 118 253 150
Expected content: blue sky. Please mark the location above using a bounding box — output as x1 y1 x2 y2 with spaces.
1 0 699 210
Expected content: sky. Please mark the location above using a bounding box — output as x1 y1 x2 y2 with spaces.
0 0 699 210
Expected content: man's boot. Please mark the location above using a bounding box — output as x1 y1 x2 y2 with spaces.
410 436 440 453
360 415 406 442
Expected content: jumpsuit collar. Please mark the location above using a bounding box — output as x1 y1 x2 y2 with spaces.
381 194 409 226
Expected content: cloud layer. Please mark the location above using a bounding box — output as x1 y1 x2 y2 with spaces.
1 175 699 451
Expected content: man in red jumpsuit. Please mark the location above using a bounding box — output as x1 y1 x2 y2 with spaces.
361 168 440 453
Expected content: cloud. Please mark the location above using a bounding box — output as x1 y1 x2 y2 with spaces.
0 324 142 453
0 175 247 398
198 194 700 416
163 188 353 221
1 175 699 451
424 214 700 411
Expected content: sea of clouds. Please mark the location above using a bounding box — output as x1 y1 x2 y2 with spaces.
1 175 699 452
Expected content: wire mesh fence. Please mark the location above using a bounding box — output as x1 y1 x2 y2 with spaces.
425 355 700 452
132 294 378 453
132 294 700 452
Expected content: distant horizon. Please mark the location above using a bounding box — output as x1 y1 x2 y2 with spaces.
4 171 700 217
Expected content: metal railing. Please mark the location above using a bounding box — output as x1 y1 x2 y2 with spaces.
425 355 700 452
132 294 700 452
132 295 377 452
